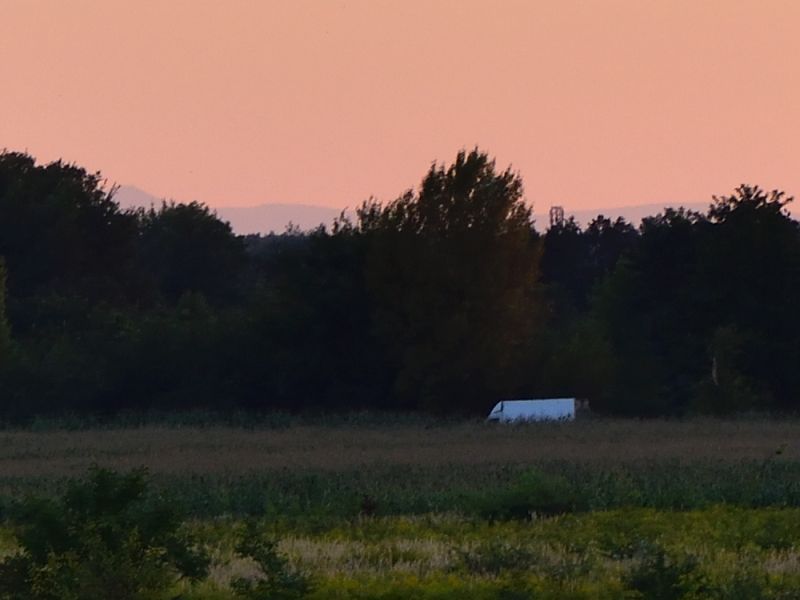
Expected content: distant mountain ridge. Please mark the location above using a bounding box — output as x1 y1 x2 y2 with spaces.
114 186 343 234
113 185 708 235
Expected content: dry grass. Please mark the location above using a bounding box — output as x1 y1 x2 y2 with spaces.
0 418 797 479
203 510 800 582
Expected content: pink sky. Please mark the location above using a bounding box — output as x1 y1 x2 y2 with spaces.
1 0 798 213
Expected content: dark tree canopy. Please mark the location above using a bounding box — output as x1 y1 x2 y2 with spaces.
135 201 246 303
593 186 800 414
0 152 139 301
356 150 542 413
1 149 799 419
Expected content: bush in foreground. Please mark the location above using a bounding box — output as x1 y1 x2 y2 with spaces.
0 467 209 600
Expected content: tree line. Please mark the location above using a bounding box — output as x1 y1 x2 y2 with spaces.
0 149 798 420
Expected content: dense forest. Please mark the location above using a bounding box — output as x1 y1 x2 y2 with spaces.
0 149 798 420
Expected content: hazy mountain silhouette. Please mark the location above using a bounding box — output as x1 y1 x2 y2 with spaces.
113 185 160 210
114 185 708 235
218 204 344 234
114 186 342 234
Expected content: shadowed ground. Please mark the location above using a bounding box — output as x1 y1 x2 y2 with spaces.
0 418 797 478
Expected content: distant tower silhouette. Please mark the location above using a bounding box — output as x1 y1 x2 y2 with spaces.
549 206 565 228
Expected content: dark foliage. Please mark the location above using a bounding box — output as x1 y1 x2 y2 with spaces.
135 201 246 303
0 467 208 600
0 150 798 418
472 469 579 521
357 149 543 412
625 543 698 600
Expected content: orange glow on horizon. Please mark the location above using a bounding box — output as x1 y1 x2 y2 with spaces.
1 0 798 214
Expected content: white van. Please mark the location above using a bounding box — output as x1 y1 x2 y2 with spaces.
486 398 577 422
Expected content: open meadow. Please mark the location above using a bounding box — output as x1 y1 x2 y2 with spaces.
2 416 800 598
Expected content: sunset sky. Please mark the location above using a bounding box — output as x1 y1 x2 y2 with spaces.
2 0 798 214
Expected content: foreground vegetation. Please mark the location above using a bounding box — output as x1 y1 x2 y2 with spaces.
1 417 800 516
3 485 800 598
1 418 799 597
190 508 800 599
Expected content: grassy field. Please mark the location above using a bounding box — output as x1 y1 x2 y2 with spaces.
2 416 800 598
3 416 800 476
186 507 800 598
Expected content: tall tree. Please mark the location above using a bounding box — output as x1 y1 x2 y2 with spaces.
358 149 542 413
540 215 638 318
594 187 800 415
0 152 139 302
584 215 638 280
540 217 591 315
695 185 800 409
136 201 246 303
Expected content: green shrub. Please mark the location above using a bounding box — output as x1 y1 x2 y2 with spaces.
473 469 578 520
231 521 314 600
0 467 208 600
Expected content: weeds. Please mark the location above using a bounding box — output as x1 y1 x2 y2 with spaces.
1 420 800 598
624 543 697 600
230 521 314 600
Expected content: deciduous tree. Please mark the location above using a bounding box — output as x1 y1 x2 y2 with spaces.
358 149 542 413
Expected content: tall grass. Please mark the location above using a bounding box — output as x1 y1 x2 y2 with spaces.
1 417 799 476
2 418 800 598
1 417 799 519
